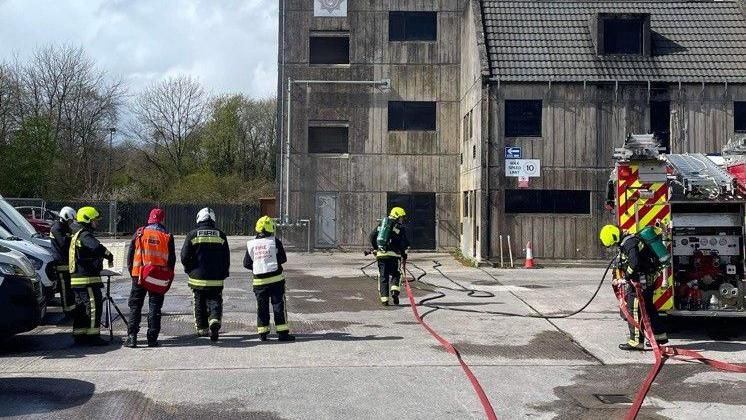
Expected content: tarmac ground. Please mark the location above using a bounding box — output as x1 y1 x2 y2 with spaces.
1 240 745 419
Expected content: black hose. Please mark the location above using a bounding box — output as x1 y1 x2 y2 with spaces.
361 257 617 320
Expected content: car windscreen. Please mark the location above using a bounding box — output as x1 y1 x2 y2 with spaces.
0 199 39 238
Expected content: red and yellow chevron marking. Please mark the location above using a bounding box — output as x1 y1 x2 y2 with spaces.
615 163 674 311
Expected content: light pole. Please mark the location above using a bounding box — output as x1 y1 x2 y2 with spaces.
108 127 116 197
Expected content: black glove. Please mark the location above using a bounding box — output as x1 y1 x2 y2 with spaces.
105 251 114 264
402 253 408 262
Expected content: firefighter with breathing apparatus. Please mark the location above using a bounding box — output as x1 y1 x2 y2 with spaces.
49 206 78 317
600 224 670 351
244 216 295 342
69 206 114 346
368 207 410 306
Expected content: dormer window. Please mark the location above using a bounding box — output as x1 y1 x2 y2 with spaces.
593 13 651 56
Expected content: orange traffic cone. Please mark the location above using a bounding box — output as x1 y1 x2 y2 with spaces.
524 241 536 269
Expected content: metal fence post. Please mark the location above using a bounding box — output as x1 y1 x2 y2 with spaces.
109 200 117 238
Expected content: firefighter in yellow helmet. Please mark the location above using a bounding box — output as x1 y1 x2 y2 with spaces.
69 206 114 346
599 224 668 351
244 216 294 342
368 207 410 306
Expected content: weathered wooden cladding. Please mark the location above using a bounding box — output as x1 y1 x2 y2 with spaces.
278 1 466 249
486 82 746 260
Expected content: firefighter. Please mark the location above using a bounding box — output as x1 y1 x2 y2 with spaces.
244 216 295 342
125 208 176 348
69 206 114 346
600 224 669 351
181 208 230 342
368 207 410 306
49 206 77 317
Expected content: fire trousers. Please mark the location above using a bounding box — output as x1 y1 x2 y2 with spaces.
55 265 76 314
377 257 401 303
253 280 289 334
625 279 667 346
127 278 165 341
192 288 223 333
72 286 103 337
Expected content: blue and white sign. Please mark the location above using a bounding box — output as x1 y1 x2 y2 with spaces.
505 146 522 159
506 159 541 177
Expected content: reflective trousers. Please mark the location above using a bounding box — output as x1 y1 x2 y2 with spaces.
192 288 222 333
625 280 666 346
253 280 289 334
72 286 102 337
127 278 165 341
55 265 76 314
377 258 401 303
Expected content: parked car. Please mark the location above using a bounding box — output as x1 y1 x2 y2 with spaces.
0 195 55 252
0 225 57 303
15 206 57 235
0 244 45 338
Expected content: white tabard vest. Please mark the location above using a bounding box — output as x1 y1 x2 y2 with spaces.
247 237 279 275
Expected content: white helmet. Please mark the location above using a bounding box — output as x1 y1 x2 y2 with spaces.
59 206 77 222
196 207 216 223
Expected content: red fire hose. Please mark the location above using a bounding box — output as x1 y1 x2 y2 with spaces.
401 260 499 420
613 280 746 420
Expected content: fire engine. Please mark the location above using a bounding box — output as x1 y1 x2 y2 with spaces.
608 134 746 317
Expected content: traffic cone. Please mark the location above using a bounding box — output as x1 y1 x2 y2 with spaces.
524 241 536 269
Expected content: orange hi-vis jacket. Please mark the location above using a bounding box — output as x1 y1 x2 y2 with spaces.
132 227 172 278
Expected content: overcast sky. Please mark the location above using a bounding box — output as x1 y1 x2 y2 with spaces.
0 0 279 98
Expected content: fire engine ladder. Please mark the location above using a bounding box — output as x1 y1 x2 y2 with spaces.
613 133 662 161
665 153 736 197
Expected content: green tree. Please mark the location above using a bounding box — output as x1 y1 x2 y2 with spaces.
0 117 56 197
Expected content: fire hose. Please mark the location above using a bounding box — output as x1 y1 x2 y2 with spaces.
362 254 746 419
613 280 746 419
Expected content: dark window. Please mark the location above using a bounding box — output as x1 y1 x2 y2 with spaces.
736 102 746 133
463 191 469 217
389 12 437 41
505 190 591 214
505 100 542 137
308 125 349 153
309 34 349 65
463 114 468 142
603 18 643 55
388 101 436 131
469 110 473 139
472 144 476 159
387 192 436 249
650 101 671 153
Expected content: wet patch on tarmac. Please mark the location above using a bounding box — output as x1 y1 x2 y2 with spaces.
1 388 283 420
531 363 746 420
283 271 404 314
433 331 597 361
0 377 96 417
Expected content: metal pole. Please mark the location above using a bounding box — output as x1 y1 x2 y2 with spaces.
507 235 514 268
499 235 504 268
108 128 116 197
285 79 292 223
278 0 286 224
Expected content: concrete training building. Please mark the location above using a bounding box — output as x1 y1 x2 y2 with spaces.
277 0 746 262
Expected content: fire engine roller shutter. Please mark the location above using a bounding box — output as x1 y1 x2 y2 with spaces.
387 193 436 250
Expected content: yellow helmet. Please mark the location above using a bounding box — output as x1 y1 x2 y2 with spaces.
599 224 621 247
76 206 101 224
389 207 406 219
255 215 276 234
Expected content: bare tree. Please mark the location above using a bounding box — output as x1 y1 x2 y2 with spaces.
129 75 208 179
238 97 277 179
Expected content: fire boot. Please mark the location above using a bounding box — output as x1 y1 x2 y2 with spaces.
259 333 269 341
125 335 137 348
391 291 400 306
619 341 645 351
278 331 295 342
209 320 220 342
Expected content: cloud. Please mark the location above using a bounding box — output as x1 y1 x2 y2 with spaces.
0 0 279 98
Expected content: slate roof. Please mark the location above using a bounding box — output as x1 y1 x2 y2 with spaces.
481 0 746 82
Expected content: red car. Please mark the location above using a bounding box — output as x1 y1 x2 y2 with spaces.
14 206 57 235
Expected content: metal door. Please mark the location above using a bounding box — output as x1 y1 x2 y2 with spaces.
315 193 338 248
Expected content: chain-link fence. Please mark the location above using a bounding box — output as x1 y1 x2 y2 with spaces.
4 198 260 236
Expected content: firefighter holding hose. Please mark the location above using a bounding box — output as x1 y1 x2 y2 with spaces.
368 207 410 306
600 224 669 351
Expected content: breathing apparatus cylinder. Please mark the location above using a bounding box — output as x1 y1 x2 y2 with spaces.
638 225 671 266
376 217 395 251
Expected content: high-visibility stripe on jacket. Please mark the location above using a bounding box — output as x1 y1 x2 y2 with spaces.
132 227 172 277
68 224 110 288
188 278 224 288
